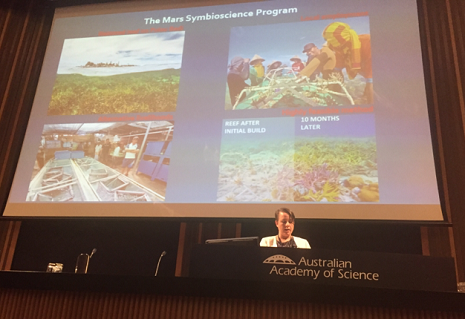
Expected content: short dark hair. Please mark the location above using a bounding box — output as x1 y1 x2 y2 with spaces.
275 207 295 223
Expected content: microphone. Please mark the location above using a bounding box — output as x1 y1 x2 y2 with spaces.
154 251 167 276
75 248 97 274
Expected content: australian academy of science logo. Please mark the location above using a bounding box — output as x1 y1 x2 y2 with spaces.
263 254 320 279
263 254 357 280
263 254 296 265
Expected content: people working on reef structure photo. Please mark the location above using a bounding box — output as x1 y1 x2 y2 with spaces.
260 208 311 248
227 20 373 109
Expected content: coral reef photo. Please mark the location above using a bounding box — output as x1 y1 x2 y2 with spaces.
217 137 378 203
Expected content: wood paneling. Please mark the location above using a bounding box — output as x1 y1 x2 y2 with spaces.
0 288 465 319
0 220 21 270
419 0 465 281
445 0 465 283
0 0 53 212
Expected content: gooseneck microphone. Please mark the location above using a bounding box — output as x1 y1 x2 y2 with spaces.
75 248 97 274
154 251 167 276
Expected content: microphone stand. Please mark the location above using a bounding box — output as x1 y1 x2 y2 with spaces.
75 248 97 274
154 251 166 276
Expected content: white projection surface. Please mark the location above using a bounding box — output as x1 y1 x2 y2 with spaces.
3 0 443 220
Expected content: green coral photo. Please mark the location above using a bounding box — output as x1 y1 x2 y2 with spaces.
217 138 378 203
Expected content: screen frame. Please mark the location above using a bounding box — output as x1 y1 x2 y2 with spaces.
1 0 448 222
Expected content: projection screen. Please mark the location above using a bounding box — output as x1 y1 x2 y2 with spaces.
3 0 444 220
